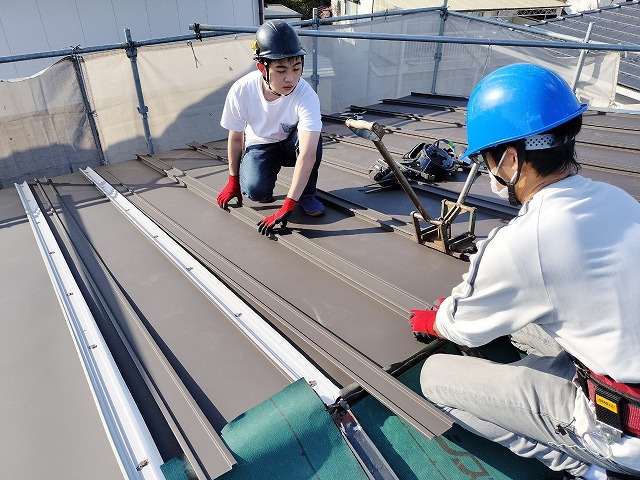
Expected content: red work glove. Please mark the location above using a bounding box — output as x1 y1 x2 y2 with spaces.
217 175 242 209
408 297 445 343
408 309 438 343
257 197 297 235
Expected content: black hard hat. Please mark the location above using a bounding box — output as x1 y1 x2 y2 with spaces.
254 20 306 60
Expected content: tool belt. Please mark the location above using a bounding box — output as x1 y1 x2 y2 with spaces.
575 362 640 438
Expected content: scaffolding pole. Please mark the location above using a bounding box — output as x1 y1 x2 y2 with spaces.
311 8 320 93
71 53 107 165
571 22 594 93
125 28 154 155
431 0 448 94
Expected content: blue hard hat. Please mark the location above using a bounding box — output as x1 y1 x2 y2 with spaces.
462 63 588 159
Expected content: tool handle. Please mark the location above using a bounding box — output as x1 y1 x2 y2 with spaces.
456 161 480 204
345 118 377 131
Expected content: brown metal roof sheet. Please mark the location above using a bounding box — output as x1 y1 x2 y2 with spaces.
0 188 125 480
3 91 640 477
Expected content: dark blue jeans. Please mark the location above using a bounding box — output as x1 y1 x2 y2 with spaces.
239 129 322 202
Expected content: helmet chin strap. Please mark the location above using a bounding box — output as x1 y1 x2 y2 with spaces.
264 77 284 97
506 181 520 206
505 157 526 206
495 172 521 206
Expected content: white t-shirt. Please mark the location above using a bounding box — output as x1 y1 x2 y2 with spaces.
435 174 640 469
220 70 322 149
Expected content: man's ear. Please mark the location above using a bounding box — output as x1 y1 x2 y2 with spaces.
256 62 267 76
505 146 520 173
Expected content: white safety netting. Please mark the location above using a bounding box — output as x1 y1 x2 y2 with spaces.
0 9 624 187
441 14 619 107
307 11 619 116
82 37 255 164
0 59 101 188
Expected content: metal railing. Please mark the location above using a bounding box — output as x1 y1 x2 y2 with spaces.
1 6 637 161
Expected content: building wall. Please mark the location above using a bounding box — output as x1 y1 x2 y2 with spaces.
0 0 259 79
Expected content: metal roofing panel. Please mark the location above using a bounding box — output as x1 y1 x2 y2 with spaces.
38 171 295 425
109 154 455 438
16 181 166 479
36 175 237 479
116 157 432 366
31 155 450 440
4 86 640 478
0 188 125 480
529 1 640 91
538 16 640 44
152 147 476 301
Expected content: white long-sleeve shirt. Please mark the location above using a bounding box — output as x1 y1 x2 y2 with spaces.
435 174 640 469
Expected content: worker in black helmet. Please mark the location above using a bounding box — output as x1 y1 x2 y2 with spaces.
217 20 325 235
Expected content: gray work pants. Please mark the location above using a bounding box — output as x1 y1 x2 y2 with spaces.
420 325 636 476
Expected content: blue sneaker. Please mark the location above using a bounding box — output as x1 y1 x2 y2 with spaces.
298 195 325 217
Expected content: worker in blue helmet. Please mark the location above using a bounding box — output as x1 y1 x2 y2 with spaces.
217 20 325 235
409 64 640 479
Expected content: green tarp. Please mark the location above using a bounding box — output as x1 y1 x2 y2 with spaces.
219 378 368 480
351 359 563 480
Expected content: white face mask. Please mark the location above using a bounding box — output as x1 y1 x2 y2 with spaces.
489 170 510 199
489 150 516 200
